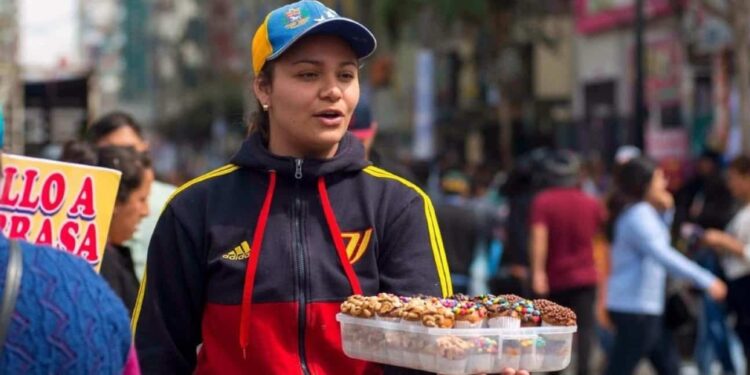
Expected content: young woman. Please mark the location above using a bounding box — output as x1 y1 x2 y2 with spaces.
61 142 153 313
130 2 526 375
605 157 726 375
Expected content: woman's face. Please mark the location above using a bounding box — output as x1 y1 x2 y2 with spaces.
727 168 750 201
109 168 154 245
645 168 667 203
254 34 360 159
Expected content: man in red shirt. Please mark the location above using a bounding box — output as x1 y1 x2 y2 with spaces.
530 150 604 375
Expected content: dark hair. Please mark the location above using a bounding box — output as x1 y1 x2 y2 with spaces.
606 157 657 239
729 155 750 175
86 111 144 144
61 141 151 203
248 62 275 141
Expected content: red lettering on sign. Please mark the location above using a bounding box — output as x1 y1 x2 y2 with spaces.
17 169 40 213
78 224 98 263
40 172 66 215
0 166 19 208
8 215 31 240
67 177 95 219
34 217 54 246
59 220 79 252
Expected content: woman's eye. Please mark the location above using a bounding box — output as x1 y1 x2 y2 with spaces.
339 71 356 80
298 72 318 80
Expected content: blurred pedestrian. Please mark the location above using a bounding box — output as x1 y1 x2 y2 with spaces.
130 1 483 374
605 157 726 375
348 102 417 182
529 150 604 375
435 170 478 294
493 148 551 296
674 149 737 375
61 142 154 313
86 112 176 282
0 143 138 373
702 155 750 365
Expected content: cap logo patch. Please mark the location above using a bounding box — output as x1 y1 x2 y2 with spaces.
315 9 338 23
284 7 309 29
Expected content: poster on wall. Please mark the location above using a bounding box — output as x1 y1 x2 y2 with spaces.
575 0 678 34
0 154 121 271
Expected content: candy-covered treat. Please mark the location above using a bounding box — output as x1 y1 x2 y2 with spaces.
340 295 383 356
467 337 499 373
485 297 521 329
512 299 541 327
400 298 432 325
421 304 455 328
375 293 404 322
537 303 576 371
450 293 472 302
499 294 523 304
340 295 378 318
452 301 487 328
536 300 577 327
471 294 496 305
434 336 473 374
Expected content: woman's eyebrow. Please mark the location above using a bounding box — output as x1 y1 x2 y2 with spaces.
291 59 358 67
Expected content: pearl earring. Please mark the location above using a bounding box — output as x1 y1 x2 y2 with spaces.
262 104 269 111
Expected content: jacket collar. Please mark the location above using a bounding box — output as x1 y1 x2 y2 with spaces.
230 131 370 179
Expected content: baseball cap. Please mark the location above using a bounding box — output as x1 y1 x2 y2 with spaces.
441 170 470 196
252 0 377 75
348 103 376 140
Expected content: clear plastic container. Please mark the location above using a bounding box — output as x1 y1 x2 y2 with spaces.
337 313 576 374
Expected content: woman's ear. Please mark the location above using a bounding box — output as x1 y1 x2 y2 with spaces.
253 76 271 108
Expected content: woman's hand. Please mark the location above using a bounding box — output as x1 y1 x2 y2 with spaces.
532 272 549 296
707 279 727 302
702 229 725 248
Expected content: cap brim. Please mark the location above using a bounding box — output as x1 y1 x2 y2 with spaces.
267 18 377 63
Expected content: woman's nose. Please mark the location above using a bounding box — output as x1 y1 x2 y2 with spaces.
319 75 343 102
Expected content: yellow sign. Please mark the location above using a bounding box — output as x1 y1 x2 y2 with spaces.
0 154 121 270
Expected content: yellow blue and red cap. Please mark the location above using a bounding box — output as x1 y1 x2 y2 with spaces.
251 0 377 75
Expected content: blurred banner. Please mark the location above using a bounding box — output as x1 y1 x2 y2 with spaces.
0 154 121 271
575 0 677 34
412 49 436 160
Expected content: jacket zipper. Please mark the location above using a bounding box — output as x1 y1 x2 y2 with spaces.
293 159 310 375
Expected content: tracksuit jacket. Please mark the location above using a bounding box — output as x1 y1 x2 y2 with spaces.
132 132 453 374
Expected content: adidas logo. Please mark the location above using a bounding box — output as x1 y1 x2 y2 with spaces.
223 241 251 261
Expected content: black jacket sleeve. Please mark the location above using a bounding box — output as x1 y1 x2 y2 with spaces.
379 195 453 298
132 203 206 374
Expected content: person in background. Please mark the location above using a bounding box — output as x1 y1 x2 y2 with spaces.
702 155 750 365
0 130 138 372
674 149 738 375
605 157 726 375
529 150 604 375
86 112 176 282
493 148 551 297
61 142 154 313
348 101 417 182
435 170 479 294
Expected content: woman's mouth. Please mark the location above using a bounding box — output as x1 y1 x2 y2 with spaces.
314 110 344 127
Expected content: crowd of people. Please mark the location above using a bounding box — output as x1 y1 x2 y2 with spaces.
2 1 750 375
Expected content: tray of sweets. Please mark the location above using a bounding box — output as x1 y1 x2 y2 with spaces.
338 294 577 374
